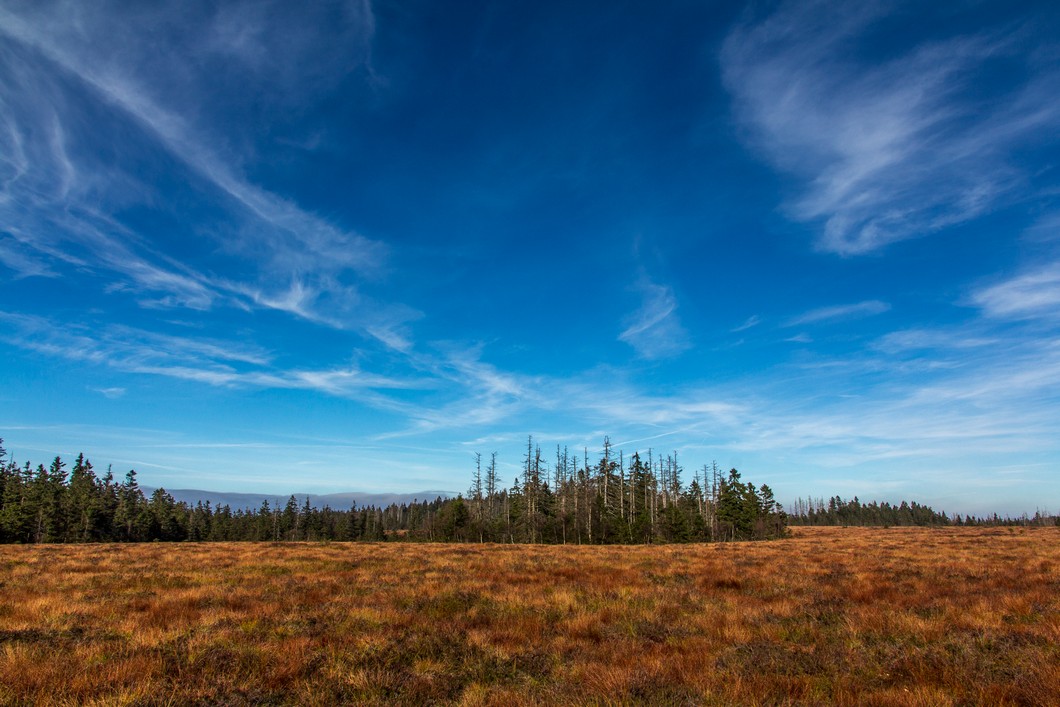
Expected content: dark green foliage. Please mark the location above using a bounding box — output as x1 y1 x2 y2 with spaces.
437 496 470 541
789 495 951 527
787 495 1057 528
0 434 793 544
4 434 1051 544
714 469 788 541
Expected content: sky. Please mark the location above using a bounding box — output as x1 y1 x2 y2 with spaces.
2 0 1059 516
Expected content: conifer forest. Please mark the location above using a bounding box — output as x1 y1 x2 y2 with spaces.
0 436 785 544
2 436 1049 545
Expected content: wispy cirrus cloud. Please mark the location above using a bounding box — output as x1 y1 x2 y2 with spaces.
874 327 997 354
786 299 890 326
372 344 552 437
721 1 1060 254
731 315 761 333
618 275 690 359
0 311 422 398
0 1 399 334
972 263 1060 320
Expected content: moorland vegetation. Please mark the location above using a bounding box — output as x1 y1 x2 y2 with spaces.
1 527 1056 704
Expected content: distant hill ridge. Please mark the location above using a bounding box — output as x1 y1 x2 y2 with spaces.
140 487 456 512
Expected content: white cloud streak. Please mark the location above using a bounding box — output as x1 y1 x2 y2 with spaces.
618 276 690 359
731 315 761 332
0 311 423 398
972 263 1060 320
786 299 891 326
721 1 1060 254
873 328 997 354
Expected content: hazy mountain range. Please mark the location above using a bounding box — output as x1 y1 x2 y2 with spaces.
140 488 456 511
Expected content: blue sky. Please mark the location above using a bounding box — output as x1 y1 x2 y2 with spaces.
2 0 1059 515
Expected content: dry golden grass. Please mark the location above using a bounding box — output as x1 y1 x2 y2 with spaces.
0 527 1057 705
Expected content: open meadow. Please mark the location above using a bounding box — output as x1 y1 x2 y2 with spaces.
1 527 1057 705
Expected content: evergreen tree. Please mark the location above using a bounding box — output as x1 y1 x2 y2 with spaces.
32 457 68 543
115 470 147 541
66 454 100 542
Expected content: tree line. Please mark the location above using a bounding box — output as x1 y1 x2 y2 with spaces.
0 436 788 544
788 495 1059 527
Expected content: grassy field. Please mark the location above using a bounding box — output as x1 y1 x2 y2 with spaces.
0 527 1057 705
